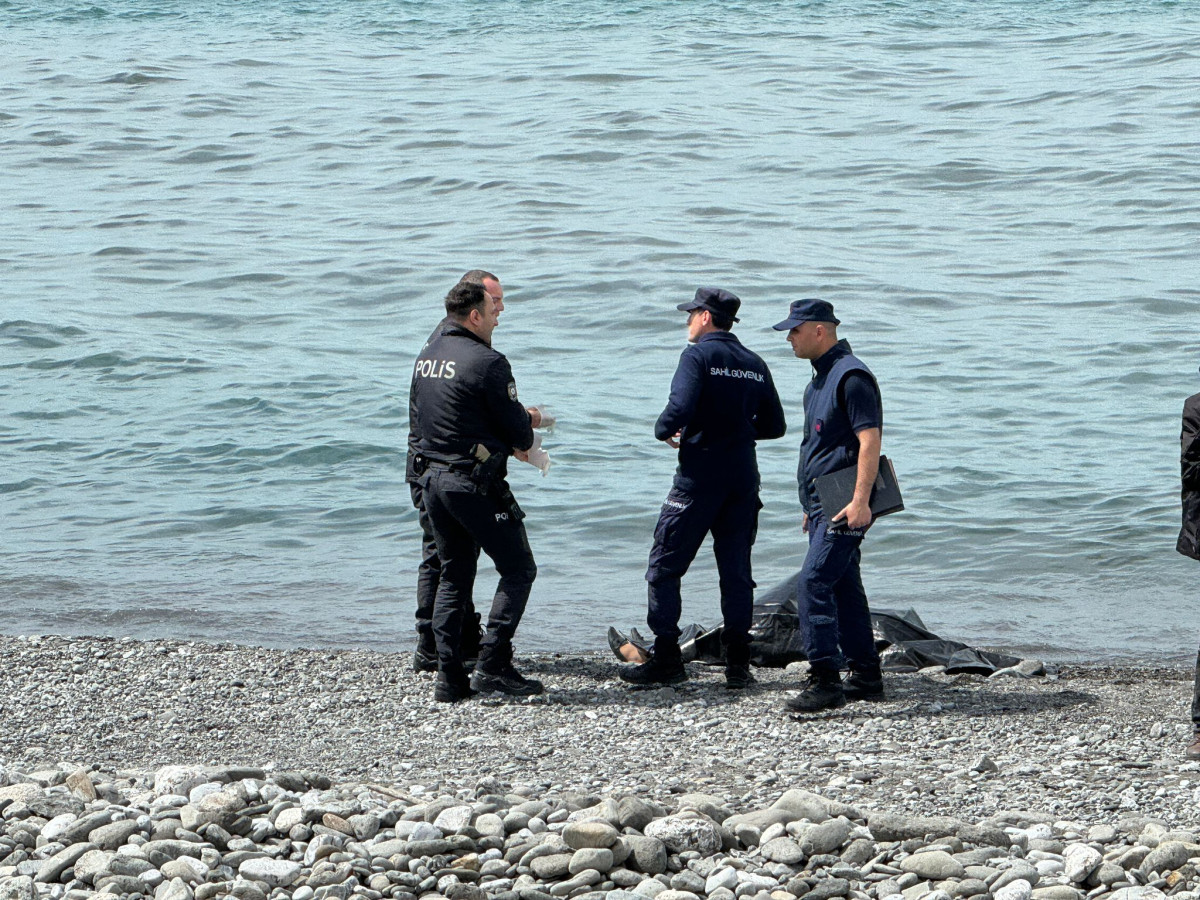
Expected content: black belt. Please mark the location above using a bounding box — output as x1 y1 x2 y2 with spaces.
424 459 474 474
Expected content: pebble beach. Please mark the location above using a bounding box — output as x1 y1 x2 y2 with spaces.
2 635 1199 900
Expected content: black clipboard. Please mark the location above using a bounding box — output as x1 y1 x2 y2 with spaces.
813 455 904 520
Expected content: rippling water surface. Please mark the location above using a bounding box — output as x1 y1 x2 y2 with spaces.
3 1 1199 661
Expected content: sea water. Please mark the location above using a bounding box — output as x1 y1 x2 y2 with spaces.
2 1 1199 661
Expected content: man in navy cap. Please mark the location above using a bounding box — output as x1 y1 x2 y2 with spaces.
620 288 786 689
773 298 885 712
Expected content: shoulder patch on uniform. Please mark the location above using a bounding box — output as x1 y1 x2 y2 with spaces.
507 381 518 402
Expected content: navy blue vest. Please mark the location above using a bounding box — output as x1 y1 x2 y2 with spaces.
799 340 877 513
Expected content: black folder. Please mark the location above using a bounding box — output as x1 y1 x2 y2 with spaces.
814 455 904 521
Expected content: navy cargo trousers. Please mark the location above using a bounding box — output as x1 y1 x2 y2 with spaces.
797 510 880 675
645 474 760 665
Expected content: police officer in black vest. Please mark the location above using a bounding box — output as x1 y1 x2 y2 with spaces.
408 281 544 702
405 270 502 674
620 288 786 689
773 299 885 713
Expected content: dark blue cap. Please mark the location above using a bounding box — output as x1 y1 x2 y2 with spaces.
772 298 840 331
676 287 740 323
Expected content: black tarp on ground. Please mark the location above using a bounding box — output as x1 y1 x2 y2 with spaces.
613 570 1022 675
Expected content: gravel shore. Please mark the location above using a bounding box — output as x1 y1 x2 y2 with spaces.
2 635 1198 900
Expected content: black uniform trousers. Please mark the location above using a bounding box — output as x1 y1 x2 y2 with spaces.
419 466 536 679
409 482 480 657
645 474 760 665
1193 645 1200 734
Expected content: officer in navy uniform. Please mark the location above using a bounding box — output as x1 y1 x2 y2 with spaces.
773 298 885 712
405 270 502 674
408 280 544 702
621 288 786 689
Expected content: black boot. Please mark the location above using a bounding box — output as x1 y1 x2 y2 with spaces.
412 637 437 674
843 666 884 701
786 668 846 713
724 641 755 690
620 640 686 686
433 671 476 703
471 644 545 696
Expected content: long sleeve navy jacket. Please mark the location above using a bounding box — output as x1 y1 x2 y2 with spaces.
655 330 786 484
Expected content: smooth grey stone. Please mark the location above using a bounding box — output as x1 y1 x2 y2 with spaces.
532 854 574 880
673 795 733 825
1031 888 1083 900
95 873 147 894
955 880 989 897
564 823 620 851
763 838 806 866
993 879 1033 900
900 852 965 881
955 849 1006 867
1109 889 1167 900
807 878 851 900
34 842 96 884
617 800 656 833
572 800 622 827
549 869 603 897
724 811 793 833
803 820 852 857
142 840 203 862
57 812 114 846
88 819 141 851
235 854 298 892
1063 845 1101 883
669 870 705 894
155 876 195 900
71 848 114 885
773 790 860 824
706 868 740 894
649 892 698 900
841 839 875 868
624 837 668 877
573 849 615 876
869 814 963 844
161 857 209 883
1141 842 1197 875
992 865 1040 891
222 850 268 869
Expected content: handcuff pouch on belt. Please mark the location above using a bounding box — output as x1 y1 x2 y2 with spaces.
472 443 526 521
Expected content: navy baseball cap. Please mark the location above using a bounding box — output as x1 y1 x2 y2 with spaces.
676 287 741 323
772 298 840 331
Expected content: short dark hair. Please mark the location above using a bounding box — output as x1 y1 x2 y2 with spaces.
445 281 488 320
458 269 498 287
709 311 734 331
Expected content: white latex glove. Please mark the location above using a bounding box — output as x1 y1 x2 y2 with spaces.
521 431 551 476
531 404 556 432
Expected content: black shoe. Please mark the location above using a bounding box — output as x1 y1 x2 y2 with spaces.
471 663 545 697
413 647 438 674
619 657 687 687
843 669 884 701
433 675 477 703
786 673 846 713
725 664 756 690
